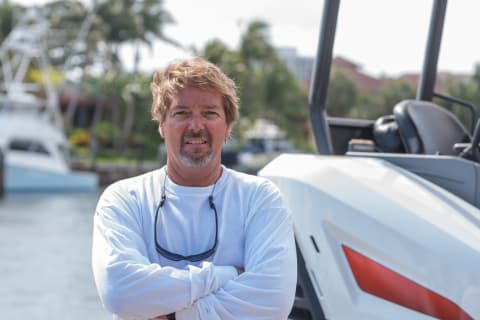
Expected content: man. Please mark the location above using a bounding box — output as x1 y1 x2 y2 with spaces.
92 57 297 319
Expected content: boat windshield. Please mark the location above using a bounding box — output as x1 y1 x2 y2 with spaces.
8 139 50 155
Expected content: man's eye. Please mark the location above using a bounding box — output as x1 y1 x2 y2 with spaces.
173 111 189 117
204 111 219 118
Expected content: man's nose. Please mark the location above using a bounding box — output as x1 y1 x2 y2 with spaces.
187 114 205 131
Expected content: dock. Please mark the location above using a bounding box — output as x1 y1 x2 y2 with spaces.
72 160 163 187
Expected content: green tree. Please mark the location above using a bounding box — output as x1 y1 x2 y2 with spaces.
326 70 358 117
45 0 177 155
444 70 480 131
88 0 177 149
379 80 416 113
202 20 312 150
240 21 275 66
203 40 245 79
263 60 310 149
355 79 416 120
96 0 178 72
0 1 23 43
46 0 177 73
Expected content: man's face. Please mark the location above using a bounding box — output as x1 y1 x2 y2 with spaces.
160 86 230 169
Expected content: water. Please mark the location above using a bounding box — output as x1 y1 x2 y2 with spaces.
0 191 110 319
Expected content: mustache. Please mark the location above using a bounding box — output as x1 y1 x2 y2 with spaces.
182 130 211 140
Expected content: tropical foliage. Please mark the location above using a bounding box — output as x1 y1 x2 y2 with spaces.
2 1 480 163
202 20 312 151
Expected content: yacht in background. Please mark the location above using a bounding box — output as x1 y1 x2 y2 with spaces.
236 118 297 173
0 8 98 192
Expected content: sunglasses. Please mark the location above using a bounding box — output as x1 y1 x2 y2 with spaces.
154 177 218 262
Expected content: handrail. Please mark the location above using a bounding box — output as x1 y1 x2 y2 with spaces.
434 92 478 134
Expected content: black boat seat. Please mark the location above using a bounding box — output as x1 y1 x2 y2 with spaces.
393 100 470 155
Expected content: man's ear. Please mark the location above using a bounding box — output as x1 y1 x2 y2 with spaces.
159 123 164 138
225 126 232 143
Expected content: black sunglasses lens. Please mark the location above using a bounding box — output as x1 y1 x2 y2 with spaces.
154 197 218 262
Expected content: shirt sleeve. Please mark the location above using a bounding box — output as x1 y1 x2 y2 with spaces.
91 183 238 320
175 180 297 320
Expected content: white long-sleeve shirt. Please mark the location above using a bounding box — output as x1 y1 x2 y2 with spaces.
92 166 297 320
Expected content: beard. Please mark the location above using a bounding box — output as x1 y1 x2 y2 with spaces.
179 152 213 167
179 130 214 167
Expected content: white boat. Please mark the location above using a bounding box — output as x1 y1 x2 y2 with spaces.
236 118 297 173
0 8 98 192
0 107 98 192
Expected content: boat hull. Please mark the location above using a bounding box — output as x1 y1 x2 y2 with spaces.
260 153 480 320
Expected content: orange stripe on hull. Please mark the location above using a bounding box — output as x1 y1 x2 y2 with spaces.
343 245 473 320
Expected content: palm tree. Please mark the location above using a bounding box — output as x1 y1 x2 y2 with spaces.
96 0 180 71
240 20 276 68
46 0 179 150
95 0 181 148
46 0 179 73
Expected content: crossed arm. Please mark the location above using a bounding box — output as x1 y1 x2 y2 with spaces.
152 266 245 320
92 185 296 319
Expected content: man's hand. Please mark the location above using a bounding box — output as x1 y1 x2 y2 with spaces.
149 267 244 319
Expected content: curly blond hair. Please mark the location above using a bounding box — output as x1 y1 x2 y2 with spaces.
150 57 239 126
